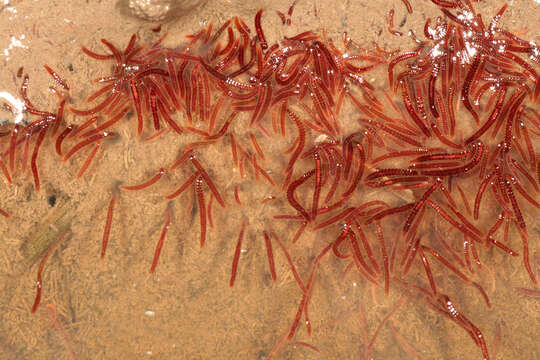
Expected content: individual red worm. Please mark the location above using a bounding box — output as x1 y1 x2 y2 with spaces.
428 62 440 118
69 117 98 138
400 81 431 137
120 168 165 191
80 107 129 138
8 124 19 172
461 55 482 124
44 64 69 90
348 230 378 280
409 161 462 170
195 176 207 248
165 174 197 201
287 243 332 340
504 179 526 230
442 295 490 359
76 142 100 179
401 0 412 13
101 190 117 259
418 246 437 296
375 220 390 296
249 132 265 160
254 9 268 50
206 193 215 229
367 295 408 350
342 143 365 198
150 89 160 131
30 128 47 192
367 176 430 188
20 135 30 174
334 230 357 263
519 125 535 169
50 99 66 137
20 75 36 109
271 231 305 292
0 156 12 184
389 325 422 359
129 79 144 136
354 222 381 274
430 122 462 149
473 171 495 220
426 200 483 242
81 45 113 60
367 168 418 181
455 184 472 215
150 204 172 273
70 84 120 116
99 38 122 64
190 156 226 208
263 230 277 283
31 231 71 313
229 218 247 287
63 132 115 162
0 207 9 218
402 236 422 275
233 186 242 205
291 221 307 244
204 112 236 140
364 203 414 225
312 207 356 230
445 82 456 136
466 86 507 144
283 110 306 187
487 235 519 257
490 88 526 140
311 151 322 220
157 101 183 134
419 142 485 177
511 177 540 210
388 51 419 90
287 170 315 222
501 91 528 154
387 9 403 37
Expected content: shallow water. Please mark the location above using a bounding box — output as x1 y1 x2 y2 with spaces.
0 0 539 359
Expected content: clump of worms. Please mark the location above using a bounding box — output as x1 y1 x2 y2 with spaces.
0 0 539 358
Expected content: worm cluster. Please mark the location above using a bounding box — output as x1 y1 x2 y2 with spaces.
0 0 539 358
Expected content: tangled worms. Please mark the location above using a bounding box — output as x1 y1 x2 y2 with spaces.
0 0 538 358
